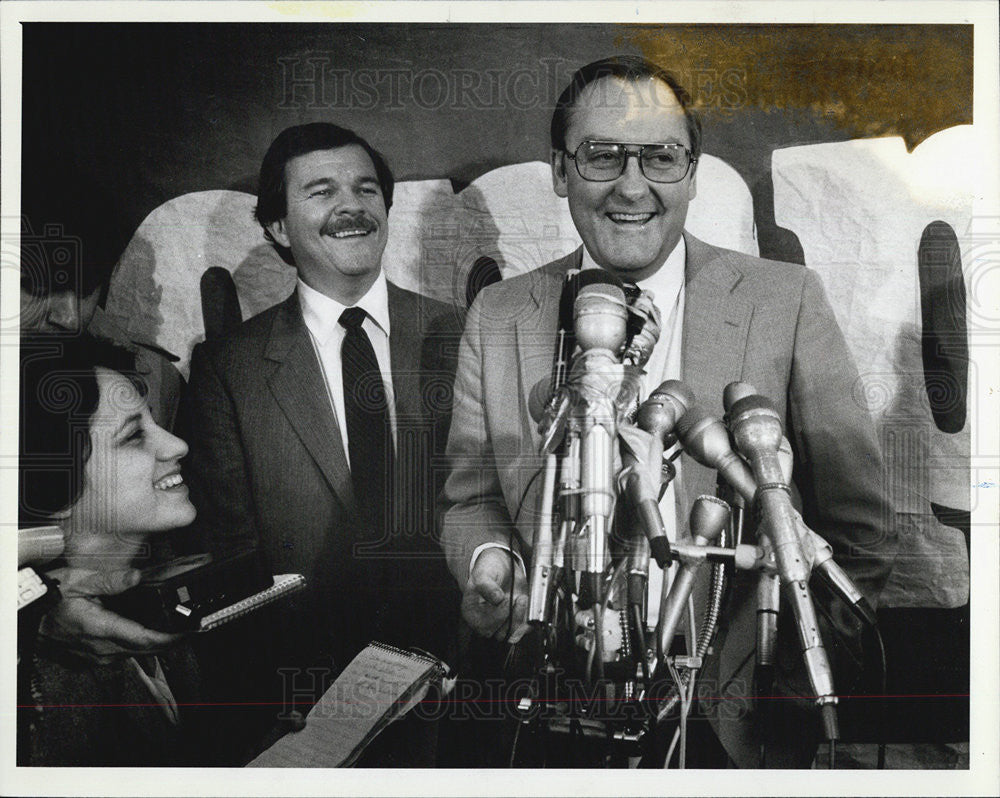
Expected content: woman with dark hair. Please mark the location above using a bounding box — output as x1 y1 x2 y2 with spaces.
18 334 201 766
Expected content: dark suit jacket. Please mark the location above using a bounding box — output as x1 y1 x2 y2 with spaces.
439 234 898 766
178 281 463 731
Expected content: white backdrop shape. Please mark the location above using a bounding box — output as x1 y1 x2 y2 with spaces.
105 155 756 375
773 127 981 607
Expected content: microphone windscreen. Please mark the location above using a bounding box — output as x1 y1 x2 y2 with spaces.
674 404 712 443
528 378 553 423
574 281 628 353
560 269 624 331
651 379 696 413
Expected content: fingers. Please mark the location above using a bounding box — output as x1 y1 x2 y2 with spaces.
461 563 530 643
89 604 184 651
473 576 507 607
40 595 184 664
50 566 142 598
506 593 531 643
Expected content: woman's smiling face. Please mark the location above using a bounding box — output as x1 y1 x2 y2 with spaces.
62 368 195 565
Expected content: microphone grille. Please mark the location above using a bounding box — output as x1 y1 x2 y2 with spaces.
726 394 779 423
527 378 552 423
652 379 695 412
675 404 711 441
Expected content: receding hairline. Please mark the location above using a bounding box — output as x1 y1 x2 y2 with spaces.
560 74 692 146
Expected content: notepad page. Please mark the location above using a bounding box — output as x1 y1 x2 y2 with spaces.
246 643 437 768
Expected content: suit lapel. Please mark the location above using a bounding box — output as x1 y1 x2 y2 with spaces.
514 251 581 452
681 233 754 417
264 293 355 511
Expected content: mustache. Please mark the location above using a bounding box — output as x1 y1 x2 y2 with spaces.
322 214 378 236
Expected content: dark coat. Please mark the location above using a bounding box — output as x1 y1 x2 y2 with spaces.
20 646 202 767
177 282 463 757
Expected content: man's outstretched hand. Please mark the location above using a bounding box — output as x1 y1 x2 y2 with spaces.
460 547 530 643
39 567 184 665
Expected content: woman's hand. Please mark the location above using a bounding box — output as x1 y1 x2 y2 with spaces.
39 567 185 665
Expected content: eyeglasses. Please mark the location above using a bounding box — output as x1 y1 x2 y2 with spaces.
564 141 696 184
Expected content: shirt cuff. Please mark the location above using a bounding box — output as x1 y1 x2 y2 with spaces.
469 543 526 580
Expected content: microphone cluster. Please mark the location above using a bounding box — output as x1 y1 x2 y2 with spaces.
526 271 873 746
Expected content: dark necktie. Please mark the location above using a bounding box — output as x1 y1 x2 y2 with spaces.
339 307 394 536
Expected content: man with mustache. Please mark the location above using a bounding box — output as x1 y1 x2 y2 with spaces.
179 123 461 763
439 56 896 767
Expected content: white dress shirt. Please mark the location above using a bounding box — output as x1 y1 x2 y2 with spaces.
297 273 396 468
581 238 687 626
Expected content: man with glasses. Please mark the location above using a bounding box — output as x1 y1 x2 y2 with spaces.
439 56 895 767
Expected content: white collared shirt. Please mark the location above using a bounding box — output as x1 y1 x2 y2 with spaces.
297 273 396 467
582 237 687 626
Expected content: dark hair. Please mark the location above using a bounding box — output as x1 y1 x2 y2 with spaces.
19 186 121 303
550 55 702 163
254 122 395 248
18 334 145 526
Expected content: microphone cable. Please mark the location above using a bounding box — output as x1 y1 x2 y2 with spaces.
873 620 888 769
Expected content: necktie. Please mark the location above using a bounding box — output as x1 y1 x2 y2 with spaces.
339 307 394 536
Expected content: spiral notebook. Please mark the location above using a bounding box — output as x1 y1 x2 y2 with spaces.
198 573 306 631
247 641 445 768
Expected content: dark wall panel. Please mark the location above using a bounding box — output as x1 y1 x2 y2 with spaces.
21 23 972 270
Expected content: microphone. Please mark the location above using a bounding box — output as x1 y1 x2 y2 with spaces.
572 279 627 575
529 377 572 455
640 380 695 440
527 452 559 624
551 270 623 396
723 382 875 626
656 495 730 661
537 271 625 454
627 534 651 608
727 393 839 736
530 271 626 618
618 424 670 569
675 406 758 503
621 380 697 568
18 525 65 568
722 380 755 411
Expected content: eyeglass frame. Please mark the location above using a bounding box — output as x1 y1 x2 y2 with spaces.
562 140 697 184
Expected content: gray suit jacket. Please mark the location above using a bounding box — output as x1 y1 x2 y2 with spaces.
180 281 463 678
439 233 897 766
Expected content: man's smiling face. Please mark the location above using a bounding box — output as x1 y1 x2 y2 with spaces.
552 76 697 282
267 144 389 302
